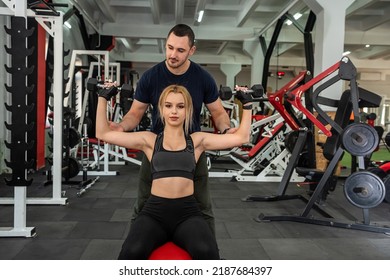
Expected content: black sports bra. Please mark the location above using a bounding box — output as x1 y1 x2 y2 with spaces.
151 132 196 180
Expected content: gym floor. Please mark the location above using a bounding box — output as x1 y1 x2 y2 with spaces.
0 156 390 260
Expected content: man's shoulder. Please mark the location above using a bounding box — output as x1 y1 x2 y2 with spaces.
189 60 204 71
189 61 212 77
143 61 166 75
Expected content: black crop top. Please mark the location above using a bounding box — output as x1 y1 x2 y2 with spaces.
151 132 196 180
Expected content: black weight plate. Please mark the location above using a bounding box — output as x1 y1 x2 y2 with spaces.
384 175 390 203
344 171 385 208
62 157 81 179
68 127 81 148
342 123 379 156
367 167 387 180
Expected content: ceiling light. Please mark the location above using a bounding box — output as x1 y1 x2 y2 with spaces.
64 21 72 29
343 51 351 56
293 13 302 20
120 38 130 48
197 10 204 22
285 13 302 25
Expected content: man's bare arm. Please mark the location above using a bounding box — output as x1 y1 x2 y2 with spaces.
206 98 232 133
110 99 149 132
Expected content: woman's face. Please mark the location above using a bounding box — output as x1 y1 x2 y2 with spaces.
162 92 186 127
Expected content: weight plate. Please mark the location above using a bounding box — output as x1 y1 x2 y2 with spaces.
341 123 379 156
367 167 387 180
384 175 390 203
62 157 81 179
344 171 385 209
68 127 81 148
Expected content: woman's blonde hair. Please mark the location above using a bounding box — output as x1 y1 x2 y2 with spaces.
158 85 193 135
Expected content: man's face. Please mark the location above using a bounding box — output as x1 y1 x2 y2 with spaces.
165 33 195 69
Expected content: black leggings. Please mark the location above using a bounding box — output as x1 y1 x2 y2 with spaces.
118 195 220 260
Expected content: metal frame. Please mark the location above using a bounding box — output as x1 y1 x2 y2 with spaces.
0 1 67 206
209 113 303 183
255 57 390 234
72 60 143 176
0 0 66 237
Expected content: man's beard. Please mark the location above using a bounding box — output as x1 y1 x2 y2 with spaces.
167 57 186 69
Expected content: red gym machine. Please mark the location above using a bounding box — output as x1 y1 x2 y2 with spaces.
255 57 389 234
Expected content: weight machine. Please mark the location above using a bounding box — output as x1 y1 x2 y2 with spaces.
208 86 304 182
208 113 283 178
230 115 303 182
255 57 390 234
204 100 241 161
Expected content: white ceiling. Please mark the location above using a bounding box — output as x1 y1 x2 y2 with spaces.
60 0 390 70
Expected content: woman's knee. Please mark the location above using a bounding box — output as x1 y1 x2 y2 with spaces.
188 241 220 260
118 241 150 260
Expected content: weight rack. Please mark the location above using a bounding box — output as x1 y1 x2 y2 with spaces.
0 1 67 207
1 15 36 237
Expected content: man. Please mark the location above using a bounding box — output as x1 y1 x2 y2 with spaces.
110 24 233 234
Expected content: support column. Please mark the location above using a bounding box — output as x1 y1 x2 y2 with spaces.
304 0 354 100
243 38 264 86
220 63 241 88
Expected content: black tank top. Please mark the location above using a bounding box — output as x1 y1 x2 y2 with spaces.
151 132 196 180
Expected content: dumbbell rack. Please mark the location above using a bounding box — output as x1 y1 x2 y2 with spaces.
0 1 67 207
46 49 77 187
1 16 36 237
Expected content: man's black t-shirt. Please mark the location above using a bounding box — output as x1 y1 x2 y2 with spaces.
134 60 219 134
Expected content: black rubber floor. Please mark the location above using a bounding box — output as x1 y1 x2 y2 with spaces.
1 158 390 260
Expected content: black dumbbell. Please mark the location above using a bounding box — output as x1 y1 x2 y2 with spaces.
87 77 133 98
219 84 264 101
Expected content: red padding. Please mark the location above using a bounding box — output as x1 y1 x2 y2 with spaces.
248 122 285 158
252 115 268 121
148 242 192 260
36 24 46 169
89 138 105 145
379 162 390 173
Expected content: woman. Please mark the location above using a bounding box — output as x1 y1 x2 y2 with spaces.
96 84 253 259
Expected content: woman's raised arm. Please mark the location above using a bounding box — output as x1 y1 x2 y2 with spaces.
95 90 155 153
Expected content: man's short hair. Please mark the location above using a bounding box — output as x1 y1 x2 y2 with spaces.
167 24 195 47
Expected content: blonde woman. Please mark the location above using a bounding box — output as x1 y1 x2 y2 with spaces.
96 84 253 259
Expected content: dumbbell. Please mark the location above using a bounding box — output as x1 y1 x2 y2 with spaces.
86 77 133 98
219 84 264 101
